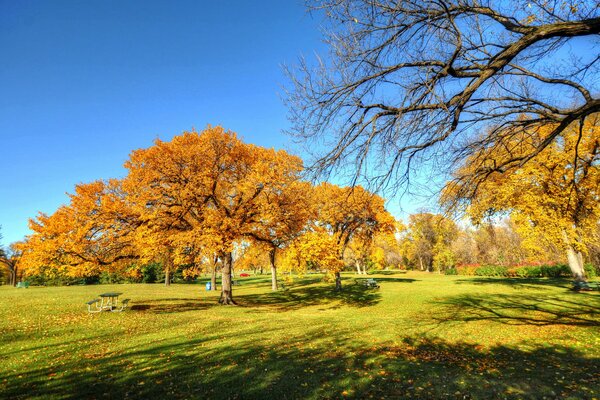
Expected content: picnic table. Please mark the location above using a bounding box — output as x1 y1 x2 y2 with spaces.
86 292 130 313
355 278 380 289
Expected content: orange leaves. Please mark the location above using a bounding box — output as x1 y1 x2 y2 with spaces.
20 125 398 287
19 180 136 278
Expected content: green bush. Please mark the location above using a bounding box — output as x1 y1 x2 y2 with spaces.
445 267 458 275
474 265 509 277
584 264 598 279
539 264 570 278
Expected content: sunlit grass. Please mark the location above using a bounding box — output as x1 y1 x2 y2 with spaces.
1 271 598 399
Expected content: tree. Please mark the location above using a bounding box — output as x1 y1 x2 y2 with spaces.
123 127 308 304
399 213 458 272
287 0 600 194
1 242 22 287
246 165 313 291
443 118 600 281
19 180 138 280
280 229 345 280
313 183 395 289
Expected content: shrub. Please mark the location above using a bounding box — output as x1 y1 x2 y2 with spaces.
584 264 598 279
445 267 458 275
474 265 509 277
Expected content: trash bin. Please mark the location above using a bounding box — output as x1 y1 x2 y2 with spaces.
205 282 211 291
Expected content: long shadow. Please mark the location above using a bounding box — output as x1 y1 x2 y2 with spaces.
2 328 598 399
432 292 600 327
368 270 408 275
453 277 574 289
130 301 213 314
364 277 419 283
237 282 382 311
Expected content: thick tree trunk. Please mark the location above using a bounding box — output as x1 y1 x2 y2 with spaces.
334 271 342 291
269 248 278 291
566 247 586 282
361 262 368 275
562 230 586 282
219 252 236 305
418 257 424 271
12 266 18 286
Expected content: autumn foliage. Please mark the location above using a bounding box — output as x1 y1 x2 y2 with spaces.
17 127 396 301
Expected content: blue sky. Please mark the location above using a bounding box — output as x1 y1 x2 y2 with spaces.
0 0 431 246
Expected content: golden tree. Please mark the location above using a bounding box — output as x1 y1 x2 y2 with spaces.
19 180 138 280
312 183 395 289
247 177 314 291
123 126 310 304
444 117 600 281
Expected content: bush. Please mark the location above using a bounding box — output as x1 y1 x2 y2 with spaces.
584 263 598 279
474 265 509 277
445 267 458 275
539 264 570 278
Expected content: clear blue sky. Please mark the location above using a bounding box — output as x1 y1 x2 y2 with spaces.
0 0 428 246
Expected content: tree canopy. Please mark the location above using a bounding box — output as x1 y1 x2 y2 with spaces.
287 0 600 194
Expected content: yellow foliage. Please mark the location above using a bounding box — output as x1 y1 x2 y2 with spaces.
444 116 600 255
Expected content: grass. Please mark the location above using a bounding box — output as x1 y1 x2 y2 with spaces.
0 271 599 399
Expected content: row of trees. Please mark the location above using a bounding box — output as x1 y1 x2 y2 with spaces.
9 127 396 303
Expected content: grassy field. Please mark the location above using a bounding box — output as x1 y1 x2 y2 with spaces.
0 271 599 399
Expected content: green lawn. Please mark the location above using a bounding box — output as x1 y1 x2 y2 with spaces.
1 272 599 399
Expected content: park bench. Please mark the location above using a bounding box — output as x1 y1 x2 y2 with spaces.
86 298 102 313
572 281 600 292
111 298 130 312
355 278 380 289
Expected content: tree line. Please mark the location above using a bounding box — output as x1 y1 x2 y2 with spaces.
1 127 396 303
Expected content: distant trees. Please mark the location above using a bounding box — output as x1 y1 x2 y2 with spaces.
1 236 23 287
399 213 457 273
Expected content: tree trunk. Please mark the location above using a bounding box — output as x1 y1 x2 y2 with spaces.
361 262 368 275
418 257 424 271
164 259 171 287
211 255 218 291
566 247 586 282
219 252 236 305
562 230 586 282
334 271 342 291
269 248 278 291
355 261 362 275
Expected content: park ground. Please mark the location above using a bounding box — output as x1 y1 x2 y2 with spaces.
0 271 599 399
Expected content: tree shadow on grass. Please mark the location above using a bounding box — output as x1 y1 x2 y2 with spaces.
130 299 213 314
432 292 600 327
3 328 598 399
237 283 382 311
453 277 573 289
363 277 419 283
